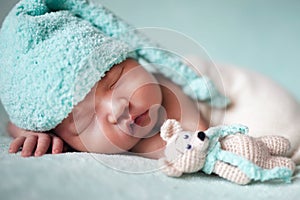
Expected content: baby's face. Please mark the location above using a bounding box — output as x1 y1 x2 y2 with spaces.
54 59 163 153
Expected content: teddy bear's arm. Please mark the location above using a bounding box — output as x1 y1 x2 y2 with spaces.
213 161 250 185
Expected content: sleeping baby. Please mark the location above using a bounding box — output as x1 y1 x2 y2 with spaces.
1 0 300 163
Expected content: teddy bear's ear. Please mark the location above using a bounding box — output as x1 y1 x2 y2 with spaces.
160 119 183 141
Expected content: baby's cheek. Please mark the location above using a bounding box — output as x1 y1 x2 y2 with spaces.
104 128 141 151
130 84 162 106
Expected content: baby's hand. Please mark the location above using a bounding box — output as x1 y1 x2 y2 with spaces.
9 133 64 157
7 122 68 157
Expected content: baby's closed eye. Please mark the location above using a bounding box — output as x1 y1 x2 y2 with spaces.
109 65 124 89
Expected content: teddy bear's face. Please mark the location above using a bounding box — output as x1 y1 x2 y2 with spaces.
164 130 210 172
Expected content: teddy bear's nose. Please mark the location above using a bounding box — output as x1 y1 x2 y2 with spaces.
197 131 206 141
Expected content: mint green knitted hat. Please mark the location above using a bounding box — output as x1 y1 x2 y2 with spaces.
0 0 230 131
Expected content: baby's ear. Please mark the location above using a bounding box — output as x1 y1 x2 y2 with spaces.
160 119 183 141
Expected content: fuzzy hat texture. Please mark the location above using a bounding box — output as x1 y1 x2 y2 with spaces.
0 0 230 131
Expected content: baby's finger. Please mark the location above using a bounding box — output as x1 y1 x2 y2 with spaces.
9 136 26 153
21 135 38 157
51 136 64 154
34 134 51 157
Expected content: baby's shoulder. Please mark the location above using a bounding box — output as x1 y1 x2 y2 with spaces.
213 64 300 132
216 64 296 104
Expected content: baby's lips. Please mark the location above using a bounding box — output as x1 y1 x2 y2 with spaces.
133 110 150 127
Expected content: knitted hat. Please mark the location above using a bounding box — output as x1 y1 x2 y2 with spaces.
0 0 230 131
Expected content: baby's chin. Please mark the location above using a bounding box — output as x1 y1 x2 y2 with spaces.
114 122 158 152
110 135 142 153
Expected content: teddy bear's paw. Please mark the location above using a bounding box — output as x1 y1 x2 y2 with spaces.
213 161 251 185
267 157 296 172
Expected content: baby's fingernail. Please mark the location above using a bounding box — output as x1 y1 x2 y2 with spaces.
21 151 30 157
35 151 41 156
53 149 59 154
8 148 13 153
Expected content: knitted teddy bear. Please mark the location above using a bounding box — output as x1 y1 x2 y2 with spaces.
159 119 295 185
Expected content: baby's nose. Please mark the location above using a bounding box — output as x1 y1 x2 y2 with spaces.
197 131 206 141
108 98 129 123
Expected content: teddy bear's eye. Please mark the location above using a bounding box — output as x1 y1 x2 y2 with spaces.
183 134 189 139
186 144 192 150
